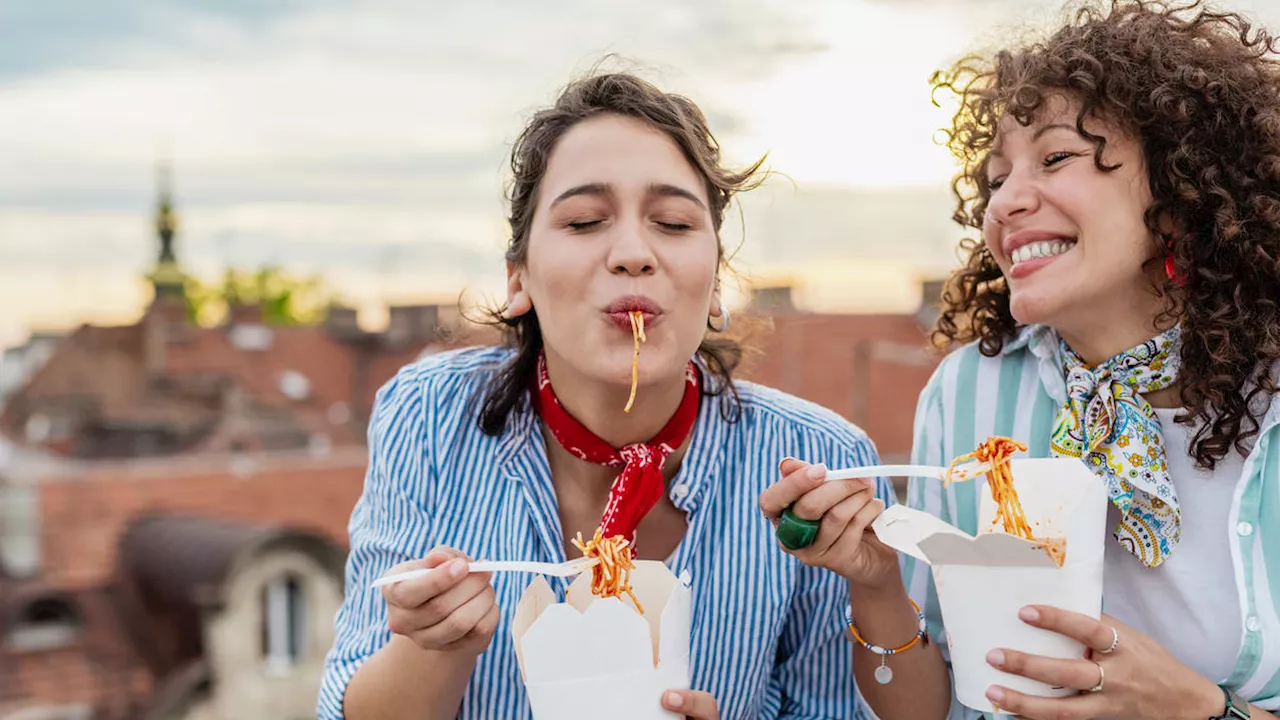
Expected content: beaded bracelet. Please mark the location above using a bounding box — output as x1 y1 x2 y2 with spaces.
844 598 928 685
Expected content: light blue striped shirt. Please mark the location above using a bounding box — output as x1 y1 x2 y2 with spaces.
319 346 892 719
905 326 1280 718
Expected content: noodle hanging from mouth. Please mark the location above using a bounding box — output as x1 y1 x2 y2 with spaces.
623 310 646 413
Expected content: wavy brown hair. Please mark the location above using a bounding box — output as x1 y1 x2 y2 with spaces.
932 0 1280 468
478 72 766 435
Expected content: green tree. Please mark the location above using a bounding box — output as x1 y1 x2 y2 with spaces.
184 267 336 327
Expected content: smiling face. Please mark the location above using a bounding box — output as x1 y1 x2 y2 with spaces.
505 113 722 390
982 94 1165 345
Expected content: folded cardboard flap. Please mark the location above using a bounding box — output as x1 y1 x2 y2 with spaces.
513 577 556 680
919 529 1061 568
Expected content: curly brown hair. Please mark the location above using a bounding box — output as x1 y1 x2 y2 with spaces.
931 0 1280 469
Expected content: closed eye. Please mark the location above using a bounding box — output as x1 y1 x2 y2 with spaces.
1044 151 1075 166
567 220 603 231
656 221 691 231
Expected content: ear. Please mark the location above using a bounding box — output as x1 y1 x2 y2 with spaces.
708 283 723 319
505 262 533 318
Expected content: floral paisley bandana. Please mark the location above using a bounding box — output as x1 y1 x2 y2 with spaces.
1050 325 1182 568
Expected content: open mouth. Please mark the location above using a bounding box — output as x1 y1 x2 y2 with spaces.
1011 239 1075 265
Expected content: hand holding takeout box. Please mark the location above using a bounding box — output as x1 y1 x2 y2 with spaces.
872 457 1109 713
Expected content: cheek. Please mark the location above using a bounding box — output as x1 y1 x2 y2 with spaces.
675 244 719 298
982 223 1007 266
523 236 588 304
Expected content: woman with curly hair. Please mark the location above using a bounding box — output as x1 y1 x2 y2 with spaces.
761 1 1280 718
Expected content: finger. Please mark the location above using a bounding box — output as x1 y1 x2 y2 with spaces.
1020 605 1117 653
415 571 494 627
414 586 497 647
779 457 808 477
819 497 886 559
426 545 467 564
988 648 1101 691
437 595 502 653
986 684 1106 720
808 490 877 556
759 461 825 519
384 557 471 609
791 478 874 523
662 690 718 719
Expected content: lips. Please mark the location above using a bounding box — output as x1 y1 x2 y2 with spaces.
604 295 661 331
605 295 661 315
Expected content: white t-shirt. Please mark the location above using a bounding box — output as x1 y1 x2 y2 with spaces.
1102 407 1243 682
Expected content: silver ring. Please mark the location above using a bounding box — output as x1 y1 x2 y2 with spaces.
1099 626 1119 655
1086 661 1105 693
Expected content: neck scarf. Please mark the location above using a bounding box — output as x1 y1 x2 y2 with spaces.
530 352 701 548
1050 325 1182 567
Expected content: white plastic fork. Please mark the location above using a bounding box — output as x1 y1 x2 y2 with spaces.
822 462 993 483
370 557 599 589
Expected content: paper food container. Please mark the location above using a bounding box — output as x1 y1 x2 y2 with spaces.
512 560 692 720
872 458 1108 713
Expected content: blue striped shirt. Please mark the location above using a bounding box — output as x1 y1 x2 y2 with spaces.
905 326 1280 718
319 346 892 719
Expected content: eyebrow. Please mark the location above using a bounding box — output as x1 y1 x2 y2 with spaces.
550 182 610 209
988 123 1081 160
648 183 706 209
547 182 707 210
1032 122 1078 140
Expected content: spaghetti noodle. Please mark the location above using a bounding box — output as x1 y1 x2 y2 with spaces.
945 436 1069 567
946 436 1033 540
571 527 644 614
623 310 647 413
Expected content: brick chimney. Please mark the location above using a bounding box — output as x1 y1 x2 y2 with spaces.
324 306 364 342
748 285 797 315
386 305 440 349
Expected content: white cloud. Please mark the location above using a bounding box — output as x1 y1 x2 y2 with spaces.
6 0 1280 342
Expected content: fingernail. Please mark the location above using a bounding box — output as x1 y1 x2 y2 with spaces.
1019 606 1040 623
778 457 793 472
986 649 1005 668
664 691 683 709
986 686 1005 704
805 464 826 482
449 559 468 578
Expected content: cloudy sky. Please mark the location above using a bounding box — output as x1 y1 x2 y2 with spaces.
3 0 1279 346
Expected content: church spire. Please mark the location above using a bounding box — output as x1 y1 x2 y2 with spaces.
149 158 186 299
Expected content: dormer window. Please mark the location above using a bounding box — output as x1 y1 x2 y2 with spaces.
7 596 80 652
260 574 306 675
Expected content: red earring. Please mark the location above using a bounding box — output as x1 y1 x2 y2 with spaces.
1164 239 1186 287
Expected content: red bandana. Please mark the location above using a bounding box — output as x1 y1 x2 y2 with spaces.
530 352 701 548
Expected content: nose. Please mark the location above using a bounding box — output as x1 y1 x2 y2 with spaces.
986 167 1040 226
606 219 657 277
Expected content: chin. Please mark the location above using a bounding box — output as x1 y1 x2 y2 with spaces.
1008 292 1068 329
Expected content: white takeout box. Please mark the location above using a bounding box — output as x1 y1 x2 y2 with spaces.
872 458 1108 713
512 560 692 720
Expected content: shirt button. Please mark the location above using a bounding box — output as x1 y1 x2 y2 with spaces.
1238 522 1255 537
1247 616 1262 633
672 483 690 499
